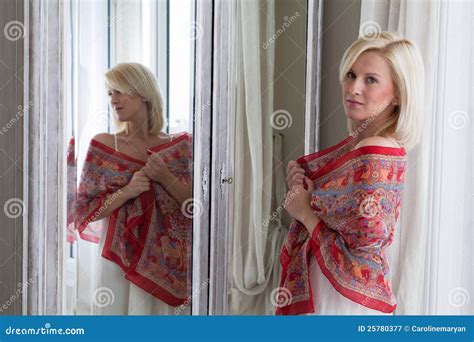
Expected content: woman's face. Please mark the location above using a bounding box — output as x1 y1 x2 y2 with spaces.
107 88 147 123
342 51 398 124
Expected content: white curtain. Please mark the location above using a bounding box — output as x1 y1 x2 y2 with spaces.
25 0 65 315
361 0 473 314
65 0 112 314
229 0 288 315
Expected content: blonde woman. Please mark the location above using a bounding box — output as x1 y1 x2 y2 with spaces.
277 32 424 315
73 63 193 315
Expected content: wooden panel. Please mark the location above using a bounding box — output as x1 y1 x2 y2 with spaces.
208 0 234 315
191 0 213 315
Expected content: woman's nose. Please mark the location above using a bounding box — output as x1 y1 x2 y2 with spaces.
348 80 362 95
349 81 361 95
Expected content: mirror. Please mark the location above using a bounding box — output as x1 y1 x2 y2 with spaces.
65 0 196 316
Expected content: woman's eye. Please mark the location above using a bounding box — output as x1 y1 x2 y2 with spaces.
366 76 378 84
346 71 355 79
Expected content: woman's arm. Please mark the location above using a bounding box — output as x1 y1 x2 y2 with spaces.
92 169 151 221
283 176 321 236
158 174 193 205
91 187 134 221
143 154 193 205
298 211 321 236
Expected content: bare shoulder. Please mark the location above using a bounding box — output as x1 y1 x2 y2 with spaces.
354 136 400 149
91 133 115 148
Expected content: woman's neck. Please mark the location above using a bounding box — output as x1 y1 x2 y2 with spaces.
126 121 150 141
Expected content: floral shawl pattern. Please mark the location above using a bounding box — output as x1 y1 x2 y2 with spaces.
276 136 406 315
66 137 77 243
74 132 193 306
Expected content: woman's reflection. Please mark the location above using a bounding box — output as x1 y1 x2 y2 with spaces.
72 63 193 315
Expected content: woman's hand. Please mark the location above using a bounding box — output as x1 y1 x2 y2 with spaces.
123 169 150 199
143 153 192 204
91 169 149 221
286 160 305 190
283 176 320 235
143 153 175 186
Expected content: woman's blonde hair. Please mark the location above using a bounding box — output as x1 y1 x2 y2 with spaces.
339 31 425 150
105 62 165 135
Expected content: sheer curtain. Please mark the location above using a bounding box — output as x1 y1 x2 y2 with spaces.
229 0 288 315
65 0 110 314
360 0 473 314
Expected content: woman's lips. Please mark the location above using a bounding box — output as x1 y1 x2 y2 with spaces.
346 100 363 107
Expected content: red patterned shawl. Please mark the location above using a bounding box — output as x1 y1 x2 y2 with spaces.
276 136 406 315
66 137 77 243
74 132 193 306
